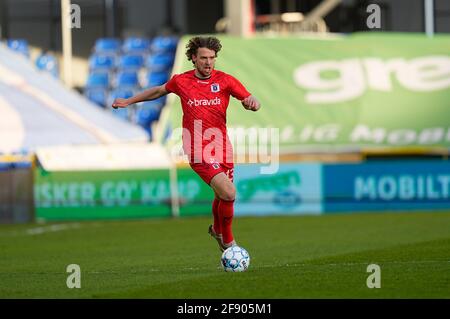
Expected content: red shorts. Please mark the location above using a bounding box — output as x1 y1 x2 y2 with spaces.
190 162 234 185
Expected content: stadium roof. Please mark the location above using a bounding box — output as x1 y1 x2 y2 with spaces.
0 43 149 154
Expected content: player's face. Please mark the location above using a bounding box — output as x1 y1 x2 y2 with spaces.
193 47 216 78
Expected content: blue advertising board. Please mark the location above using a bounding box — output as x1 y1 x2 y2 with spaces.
323 161 450 212
234 163 322 216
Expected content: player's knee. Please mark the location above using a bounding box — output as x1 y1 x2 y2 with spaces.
220 185 236 201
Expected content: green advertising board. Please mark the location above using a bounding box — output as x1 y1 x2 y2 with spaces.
158 33 450 153
176 166 215 217
34 166 214 220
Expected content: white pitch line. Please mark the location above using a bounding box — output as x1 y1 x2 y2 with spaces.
0 223 81 237
0 222 108 237
24 223 82 235
257 260 450 268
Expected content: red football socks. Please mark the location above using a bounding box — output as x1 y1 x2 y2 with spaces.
218 199 235 245
212 198 221 235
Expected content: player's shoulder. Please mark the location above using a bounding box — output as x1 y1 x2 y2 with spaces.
179 69 196 78
171 70 195 81
214 70 238 83
214 69 232 79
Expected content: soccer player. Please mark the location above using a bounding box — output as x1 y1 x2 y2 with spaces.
112 36 261 252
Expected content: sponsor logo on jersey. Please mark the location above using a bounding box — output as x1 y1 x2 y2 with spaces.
187 97 221 106
211 83 220 93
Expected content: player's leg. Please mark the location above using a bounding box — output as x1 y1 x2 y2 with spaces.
208 192 224 251
210 172 236 248
212 192 221 234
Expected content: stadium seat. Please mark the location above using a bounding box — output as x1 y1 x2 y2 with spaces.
108 88 135 121
136 102 162 123
122 37 151 54
35 53 59 78
111 106 130 121
145 71 169 87
136 102 162 138
117 54 145 71
108 87 136 103
94 38 121 54
84 88 108 107
150 36 178 54
85 71 110 89
88 54 117 71
153 95 167 107
7 39 30 58
146 53 174 72
139 124 152 139
115 71 139 89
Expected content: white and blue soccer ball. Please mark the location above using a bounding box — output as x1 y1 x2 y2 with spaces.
221 246 250 272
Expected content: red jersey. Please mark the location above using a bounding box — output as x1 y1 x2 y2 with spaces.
165 69 251 164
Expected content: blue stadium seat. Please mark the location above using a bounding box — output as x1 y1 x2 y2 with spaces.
84 88 108 107
117 54 145 71
153 95 167 107
108 87 135 102
7 39 30 58
85 71 110 89
146 53 174 72
115 71 139 88
35 53 59 78
136 102 162 137
108 88 135 121
145 71 169 87
122 37 150 54
138 123 152 139
111 106 130 121
89 54 117 71
150 36 178 54
94 38 121 54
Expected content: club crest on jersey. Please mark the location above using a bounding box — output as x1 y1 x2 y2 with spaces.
211 83 220 93
210 159 220 169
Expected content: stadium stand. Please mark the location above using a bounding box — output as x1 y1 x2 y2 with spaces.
84 87 108 108
86 71 110 90
6 39 30 58
35 52 59 78
122 37 151 54
114 70 140 89
84 35 178 140
0 41 149 154
88 53 117 71
93 38 121 54
108 87 135 121
5 39 60 79
117 54 145 71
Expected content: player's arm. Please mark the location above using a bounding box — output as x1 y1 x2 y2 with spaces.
241 95 261 112
112 84 169 109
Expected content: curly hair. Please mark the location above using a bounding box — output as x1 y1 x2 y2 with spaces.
185 36 222 64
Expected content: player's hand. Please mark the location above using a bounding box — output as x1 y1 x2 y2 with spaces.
112 98 130 109
242 95 260 111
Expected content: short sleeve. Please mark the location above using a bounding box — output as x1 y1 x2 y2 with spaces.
165 74 179 94
227 75 251 100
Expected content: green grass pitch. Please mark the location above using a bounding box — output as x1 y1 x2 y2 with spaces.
1 211 449 298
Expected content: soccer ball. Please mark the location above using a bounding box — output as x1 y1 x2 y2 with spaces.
221 246 250 272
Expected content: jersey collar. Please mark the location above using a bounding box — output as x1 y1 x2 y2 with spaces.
193 69 215 81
